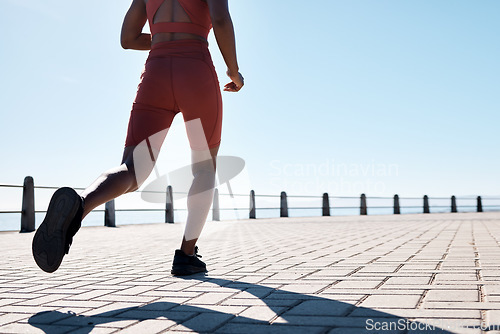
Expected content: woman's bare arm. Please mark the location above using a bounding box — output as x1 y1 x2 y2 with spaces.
121 0 151 50
206 0 244 91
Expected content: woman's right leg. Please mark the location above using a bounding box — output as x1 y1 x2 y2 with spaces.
180 145 219 255
170 144 218 276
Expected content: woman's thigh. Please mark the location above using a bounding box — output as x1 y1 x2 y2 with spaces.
173 57 223 151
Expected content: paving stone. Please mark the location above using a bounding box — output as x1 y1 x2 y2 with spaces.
79 302 143 317
114 286 157 296
316 293 366 302
232 306 286 323
357 265 401 273
64 290 112 301
434 274 478 281
273 284 328 294
142 290 201 298
425 289 479 302
384 277 431 285
222 298 298 308
233 288 273 299
0 313 30 326
484 286 500 295
360 294 422 308
173 313 234 332
332 280 383 289
186 292 235 305
285 300 355 316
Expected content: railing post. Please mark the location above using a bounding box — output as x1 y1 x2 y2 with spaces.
477 196 483 212
322 193 330 216
21 176 35 233
423 195 430 214
280 191 288 217
451 195 457 213
104 200 116 227
165 185 174 223
360 193 367 215
249 190 256 219
393 194 400 214
212 188 220 221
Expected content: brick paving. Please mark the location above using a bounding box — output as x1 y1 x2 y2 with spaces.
1 212 500 333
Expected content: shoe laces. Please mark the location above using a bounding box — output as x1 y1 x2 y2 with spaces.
194 246 202 258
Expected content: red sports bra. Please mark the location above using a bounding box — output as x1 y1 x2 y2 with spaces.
146 0 212 40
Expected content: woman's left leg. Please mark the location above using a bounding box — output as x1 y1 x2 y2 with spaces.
81 146 138 218
32 145 156 273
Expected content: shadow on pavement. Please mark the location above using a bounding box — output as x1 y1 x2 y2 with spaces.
28 275 454 333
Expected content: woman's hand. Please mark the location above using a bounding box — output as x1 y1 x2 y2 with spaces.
224 70 244 92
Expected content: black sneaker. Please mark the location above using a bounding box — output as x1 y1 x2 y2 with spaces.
32 187 84 273
171 246 207 276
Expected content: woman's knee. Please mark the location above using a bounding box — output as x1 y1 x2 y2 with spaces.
121 164 140 193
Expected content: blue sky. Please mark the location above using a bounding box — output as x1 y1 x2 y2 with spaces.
1 0 499 214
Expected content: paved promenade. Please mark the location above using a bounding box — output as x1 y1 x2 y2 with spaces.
1 212 500 333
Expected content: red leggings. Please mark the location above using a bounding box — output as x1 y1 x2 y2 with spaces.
124 40 222 150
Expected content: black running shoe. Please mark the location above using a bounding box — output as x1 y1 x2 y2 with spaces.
32 187 83 273
171 246 207 276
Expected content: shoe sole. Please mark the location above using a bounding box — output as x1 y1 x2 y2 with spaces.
32 187 81 273
171 265 207 276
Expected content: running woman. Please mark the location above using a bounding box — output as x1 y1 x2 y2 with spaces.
32 0 244 276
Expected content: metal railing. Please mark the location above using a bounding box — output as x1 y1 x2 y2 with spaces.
1 176 499 232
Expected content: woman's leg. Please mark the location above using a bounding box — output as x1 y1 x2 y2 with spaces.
80 147 137 218
81 133 167 218
180 145 219 255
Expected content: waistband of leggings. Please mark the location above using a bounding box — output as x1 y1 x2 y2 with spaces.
150 39 209 51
